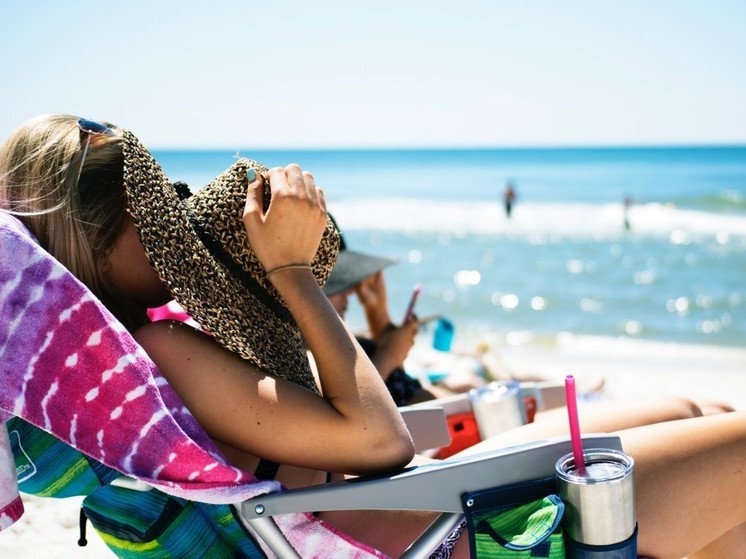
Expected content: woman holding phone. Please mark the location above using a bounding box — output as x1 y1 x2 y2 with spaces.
321 217 459 405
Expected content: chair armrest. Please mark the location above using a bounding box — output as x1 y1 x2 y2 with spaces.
404 380 568 418
398 405 451 452
405 392 472 416
240 433 622 518
520 380 567 411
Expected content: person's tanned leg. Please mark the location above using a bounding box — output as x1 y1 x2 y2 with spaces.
620 412 746 559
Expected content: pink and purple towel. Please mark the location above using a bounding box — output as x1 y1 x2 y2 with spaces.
0 210 386 558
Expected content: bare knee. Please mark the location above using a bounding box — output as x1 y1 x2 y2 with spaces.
698 401 736 415
667 396 735 418
662 396 703 419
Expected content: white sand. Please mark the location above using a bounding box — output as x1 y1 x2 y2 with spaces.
495 334 746 410
0 494 113 558
2 336 745 557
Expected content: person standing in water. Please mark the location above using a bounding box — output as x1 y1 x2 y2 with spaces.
503 180 516 217
623 195 633 231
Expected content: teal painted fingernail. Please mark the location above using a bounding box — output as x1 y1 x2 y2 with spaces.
246 168 256 182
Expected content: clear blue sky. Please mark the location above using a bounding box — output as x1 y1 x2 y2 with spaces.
1 0 744 149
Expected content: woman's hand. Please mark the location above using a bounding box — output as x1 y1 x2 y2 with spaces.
242 164 327 274
356 271 387 309
372 319 419 378
356 271 392 337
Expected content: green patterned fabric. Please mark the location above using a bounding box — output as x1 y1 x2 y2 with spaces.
7 417 112 497
82 484 264 559
462 477 567 559
472 495 565 558
9 418 265 558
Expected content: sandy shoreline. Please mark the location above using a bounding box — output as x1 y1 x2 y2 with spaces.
2 338 744 557
497 336 746 411
0 494 112 558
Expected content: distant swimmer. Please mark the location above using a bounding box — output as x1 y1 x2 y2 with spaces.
503 180 517 218
623 195 633 231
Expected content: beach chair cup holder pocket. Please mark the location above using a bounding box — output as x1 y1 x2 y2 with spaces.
461 477 638 559
462 477 566 558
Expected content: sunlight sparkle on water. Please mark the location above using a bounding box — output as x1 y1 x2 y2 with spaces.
454 270 481 287
500 294 519 310
530 296 547 311
667 297 690 315
622 320 643 335
408 249 423 264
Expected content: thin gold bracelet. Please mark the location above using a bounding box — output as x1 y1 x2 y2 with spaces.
266 263 313 279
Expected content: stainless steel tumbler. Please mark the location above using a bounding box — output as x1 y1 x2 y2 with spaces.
555 448 636 547
468 381 527 439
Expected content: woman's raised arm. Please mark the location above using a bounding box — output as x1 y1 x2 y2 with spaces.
138 164 414 477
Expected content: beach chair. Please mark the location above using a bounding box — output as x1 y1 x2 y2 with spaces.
0 212 628 558
238 433 623 558
5 410 621 558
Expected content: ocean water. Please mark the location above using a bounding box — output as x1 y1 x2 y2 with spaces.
154 146 746 357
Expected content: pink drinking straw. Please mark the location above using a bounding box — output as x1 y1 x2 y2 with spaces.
565 374 586 475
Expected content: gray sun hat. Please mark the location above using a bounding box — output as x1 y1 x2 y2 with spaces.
121 129 340 393
322 215 397 297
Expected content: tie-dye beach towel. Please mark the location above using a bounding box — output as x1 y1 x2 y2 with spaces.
0 210 386 558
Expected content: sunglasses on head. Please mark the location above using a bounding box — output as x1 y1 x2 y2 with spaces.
75 118 116 187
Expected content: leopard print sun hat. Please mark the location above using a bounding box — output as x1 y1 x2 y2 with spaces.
121 129 339 393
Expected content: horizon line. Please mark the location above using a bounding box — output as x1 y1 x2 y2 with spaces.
150 141 746 152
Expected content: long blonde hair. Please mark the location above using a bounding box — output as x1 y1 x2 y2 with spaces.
0 114 144 328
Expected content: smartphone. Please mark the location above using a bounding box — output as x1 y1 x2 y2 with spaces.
417 313 440 326
402 283 423 323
